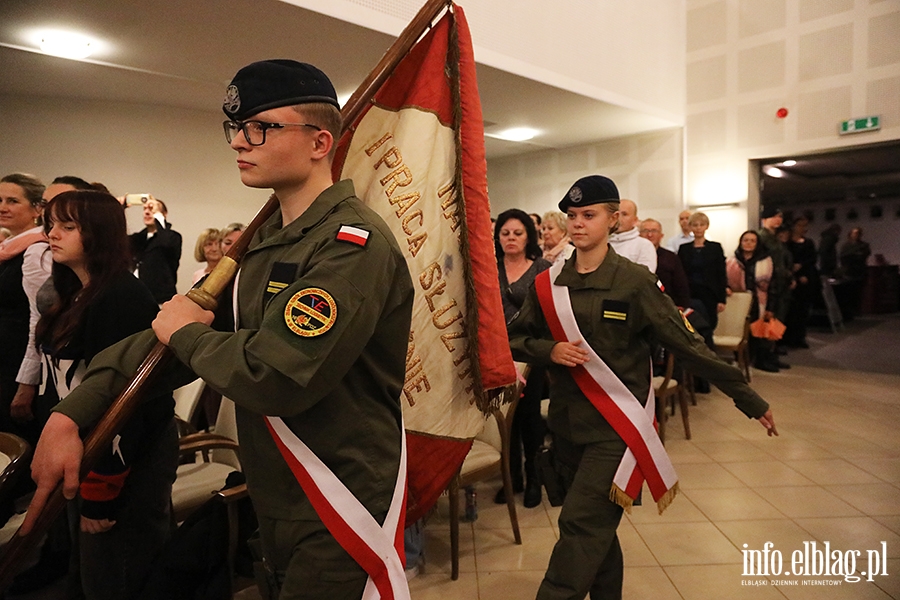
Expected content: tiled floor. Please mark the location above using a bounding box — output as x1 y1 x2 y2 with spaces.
14 319 900 600
408 364 900 599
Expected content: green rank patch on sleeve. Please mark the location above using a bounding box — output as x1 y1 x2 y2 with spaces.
265 262 297 305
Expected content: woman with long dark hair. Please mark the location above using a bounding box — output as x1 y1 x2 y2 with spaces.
726 230 779 372
36 190 177 600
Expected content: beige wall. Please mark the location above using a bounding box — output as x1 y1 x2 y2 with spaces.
0 94 270 295
487 128 686 241
293 0 686 120
485 1 900 253
685 0 900 248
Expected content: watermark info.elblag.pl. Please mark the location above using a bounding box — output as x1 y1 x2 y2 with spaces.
741 541 890 587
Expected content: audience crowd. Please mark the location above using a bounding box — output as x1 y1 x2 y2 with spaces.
0 171 252 597
0 164 871 598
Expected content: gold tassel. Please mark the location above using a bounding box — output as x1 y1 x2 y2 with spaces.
655 482 680 515
609 484 635 514
610 482 680 516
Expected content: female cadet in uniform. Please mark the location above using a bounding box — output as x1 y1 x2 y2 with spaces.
508 175 777 600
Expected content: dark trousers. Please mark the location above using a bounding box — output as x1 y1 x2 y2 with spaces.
509 367 547 487
537 436 627 600
255 511 388 600
77 420 178 600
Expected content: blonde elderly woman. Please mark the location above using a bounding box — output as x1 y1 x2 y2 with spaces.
541 211 574 267
218 222 245 256
191 228 223 285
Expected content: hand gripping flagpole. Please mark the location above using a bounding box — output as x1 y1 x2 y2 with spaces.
0 0 451 588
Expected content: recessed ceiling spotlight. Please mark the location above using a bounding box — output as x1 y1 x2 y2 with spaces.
781 159 797 167
493 127 538 142
762 165 785 178
38 30 95 60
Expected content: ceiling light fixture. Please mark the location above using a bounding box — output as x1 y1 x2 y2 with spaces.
38 30 95 60
781 159 797 167
686 202 740 210
491 127 539 142
763 165 785 178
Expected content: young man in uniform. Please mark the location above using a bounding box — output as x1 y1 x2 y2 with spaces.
25 60 414 600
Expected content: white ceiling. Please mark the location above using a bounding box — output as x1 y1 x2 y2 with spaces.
0 0 678 159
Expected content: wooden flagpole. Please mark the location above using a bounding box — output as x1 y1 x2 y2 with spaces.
0 0 451 587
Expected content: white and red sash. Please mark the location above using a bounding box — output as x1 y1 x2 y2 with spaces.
234 272 409 599
265 416 410 600
534 262 678 514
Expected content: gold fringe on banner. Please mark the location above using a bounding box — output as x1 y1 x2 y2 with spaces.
445 5 497 415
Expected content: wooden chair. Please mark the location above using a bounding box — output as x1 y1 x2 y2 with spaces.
447 364 528 580
172 397 247 593
653 353 690 443
0 434 30 503
713 292 753 381
0 434 32 548
172 397 242 521
173 379 208 437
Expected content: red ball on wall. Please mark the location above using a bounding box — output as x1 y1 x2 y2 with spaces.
776 107 789 119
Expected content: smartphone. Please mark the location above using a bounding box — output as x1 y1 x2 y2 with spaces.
124 193 151 206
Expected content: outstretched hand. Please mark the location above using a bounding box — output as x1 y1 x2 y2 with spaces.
758 410 778 437
20 413 84 534
550 340 589 367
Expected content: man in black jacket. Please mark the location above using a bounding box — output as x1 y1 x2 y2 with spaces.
130 197 181 303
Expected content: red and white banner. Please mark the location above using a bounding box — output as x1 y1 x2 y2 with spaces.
334 3 516 524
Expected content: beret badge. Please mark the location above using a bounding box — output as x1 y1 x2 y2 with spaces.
569 186 583 204
223 85 241 114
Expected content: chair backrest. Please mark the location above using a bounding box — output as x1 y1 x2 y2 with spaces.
0 433 31 502
474 363 528 453
211 398 240 470
172 379 206 423
714 292 753 339
653 352 676 394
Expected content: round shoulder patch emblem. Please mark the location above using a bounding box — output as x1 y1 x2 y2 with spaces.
284 288 337 337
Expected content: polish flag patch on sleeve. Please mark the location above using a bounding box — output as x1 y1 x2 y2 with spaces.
336 225 370 247
656 279 666 293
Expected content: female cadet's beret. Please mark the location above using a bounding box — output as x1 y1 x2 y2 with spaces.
559 175 620 212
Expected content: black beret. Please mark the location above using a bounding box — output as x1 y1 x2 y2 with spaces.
760 205 782 220
559 175 620 212
223 59 339 120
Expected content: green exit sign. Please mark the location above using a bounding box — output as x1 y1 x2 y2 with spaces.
840 116 880 135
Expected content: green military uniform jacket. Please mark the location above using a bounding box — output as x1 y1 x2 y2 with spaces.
54 180 414 521
508 247 769 445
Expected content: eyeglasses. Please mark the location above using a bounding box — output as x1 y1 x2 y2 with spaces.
223 120 322 146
